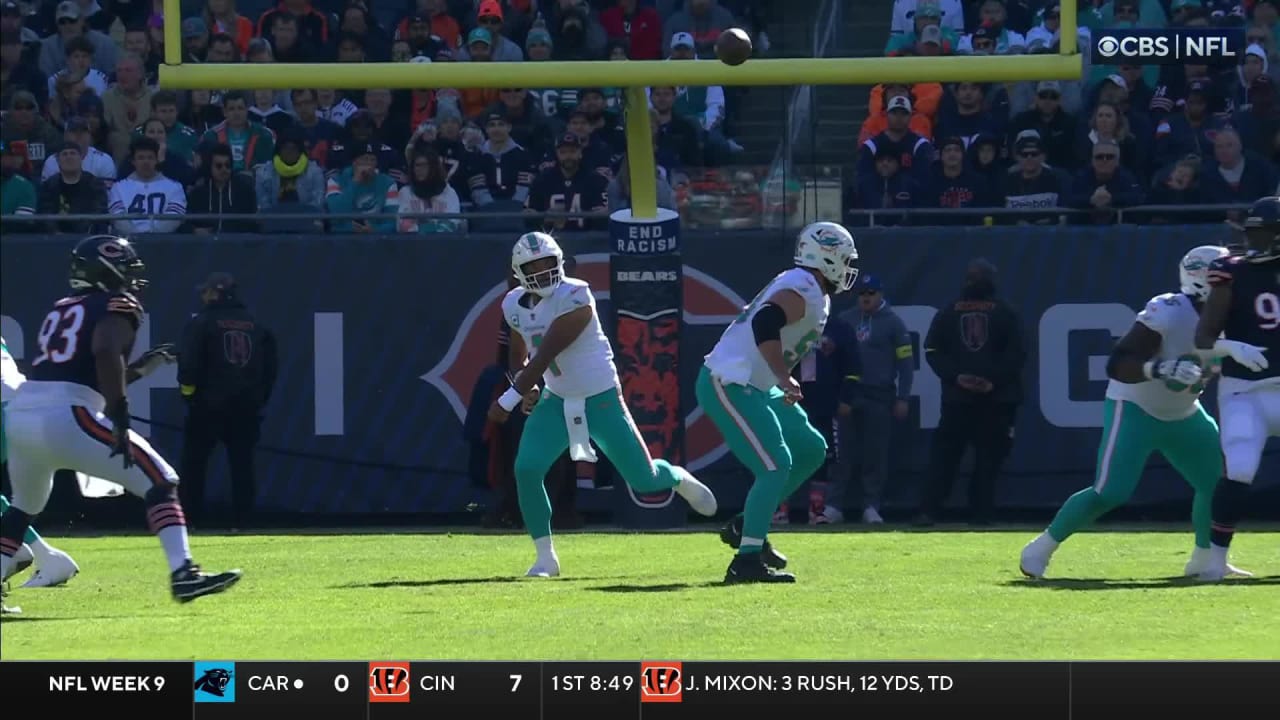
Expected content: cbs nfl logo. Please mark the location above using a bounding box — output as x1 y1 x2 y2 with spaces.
1092 28 1244 65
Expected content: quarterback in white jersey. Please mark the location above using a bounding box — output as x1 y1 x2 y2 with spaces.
696 221 859 584
487 232 716 578
2 338 80 600
1021 246 1252 579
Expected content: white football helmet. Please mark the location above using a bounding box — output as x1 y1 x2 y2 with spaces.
512 232 564 297
794 221 859 293
1179 245 1229 301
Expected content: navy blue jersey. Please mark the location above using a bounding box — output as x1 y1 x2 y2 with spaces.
28 291 142 392
468 145 535 205
526 166 609 231
1207 254 1280 381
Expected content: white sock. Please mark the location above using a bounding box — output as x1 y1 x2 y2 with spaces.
157 526 192 573
1209 543 1229 561
13 543 34 564
0 554 11 581
29 538 56 565
534 535 556 559
1034 532 1059 552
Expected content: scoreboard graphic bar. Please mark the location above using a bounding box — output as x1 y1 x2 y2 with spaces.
2 661 1276 718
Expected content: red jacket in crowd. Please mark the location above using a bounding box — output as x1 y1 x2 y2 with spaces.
599 4 663 60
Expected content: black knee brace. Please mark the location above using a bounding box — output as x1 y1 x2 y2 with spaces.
145 483 179 507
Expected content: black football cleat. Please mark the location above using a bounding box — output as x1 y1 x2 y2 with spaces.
724 553 796 584
719 514 788 569
172 561 242 603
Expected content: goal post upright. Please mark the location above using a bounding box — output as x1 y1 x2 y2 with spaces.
158 0 1081 221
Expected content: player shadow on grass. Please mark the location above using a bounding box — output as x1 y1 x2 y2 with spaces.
0 615 122 623
335 575 619 589
588 581 727 593
1004 575 1280 591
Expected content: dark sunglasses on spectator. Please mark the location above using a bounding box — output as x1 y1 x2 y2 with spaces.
1020 150 1042 158
1093 153 1117 160
1038 91 1060 99
58 17 77 24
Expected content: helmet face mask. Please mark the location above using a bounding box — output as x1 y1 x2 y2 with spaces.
69 235 147 295
1179 245 1228 301
511 232 564 298
793 221 859 294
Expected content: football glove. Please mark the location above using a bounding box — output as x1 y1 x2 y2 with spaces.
1213 340 1269 373
1146 358 1203 386
128 342 178 378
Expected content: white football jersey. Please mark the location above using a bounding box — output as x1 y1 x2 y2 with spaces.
1 336 25 403
502 277 619 399
108 172 187 234
704 267 831 390
1105 292 1206 421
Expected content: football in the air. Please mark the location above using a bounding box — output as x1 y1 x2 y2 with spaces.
715 28 753 66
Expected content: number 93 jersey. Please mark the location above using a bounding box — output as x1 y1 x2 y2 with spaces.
1105 292 1206 421
25 291 144 401
502 277 620 399
704 267 831 390
1208 254 1280 383
1 336 25 402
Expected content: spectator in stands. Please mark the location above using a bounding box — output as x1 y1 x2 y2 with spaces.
40 115 113 183
890 0 964 39
551 0 606 60
179 17 208 62
399 7 456 57
667 33 735 162
37 140 107 232
38 1 116 77
316 88 358 126
967 132 1006 183
0 1 40 46
77 90 109 151
458 1 523 61
255 130 325 212
1069 139 1144 224
577 88 625 153
458 29 502 116
1199 127 1278 208
607 154 676 212
340 2 391 62
1087 0 1160 89
184 88 224 135
267 12 315 62
122 24 159 85
1001 131 1069 223
1169 0 1202 27
329 109 404 181
490 87 553 159
859 96 935 187
0 138 36 216
600 0 662 60
649 85 703 167
853 146 917 223
1147 156 1203 220
2 30 44 109
1008 81 1077 170
364 88 411 152
469 112 534 209
862 83 937 144
1149 60 1220 121
326 142 399 233
920 135 992 216
47 36 107 100
1110 63 1155 116
665 0 736 59
526 132 609 232
1236 76 1280 156
3 91 58 175
249 88 295 137
1077 102 1140 178
202 90 276 173
102 53 152 163
525 20 554 61
397 144 461 233
1154 79 1223 169
46 71 84 128
206 32 239 62
204 0 253 56
563 109 615 176
391 39 413 62
886 1 959 54
935 82 1008 148
960 11 1024 55
422 102 474 200
108 136 186 234
187 142 257 233
122 118 196 188
336 31 366 63
257 0 334 49
1232 44 1271 111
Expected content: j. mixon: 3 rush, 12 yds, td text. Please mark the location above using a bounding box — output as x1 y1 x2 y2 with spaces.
682 672 955 693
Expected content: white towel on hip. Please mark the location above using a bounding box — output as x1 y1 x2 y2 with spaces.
563 396 598 462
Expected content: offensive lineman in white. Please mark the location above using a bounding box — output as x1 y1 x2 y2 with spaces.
697 222 860 583
487 232 717 577
2 337 80 607
1020 247 1254 579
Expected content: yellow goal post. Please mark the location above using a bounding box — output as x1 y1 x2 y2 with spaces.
158 0 1080 220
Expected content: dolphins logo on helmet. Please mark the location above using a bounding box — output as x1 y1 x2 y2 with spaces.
793 222 859 293
511 232 564 297
1179 245 1230 301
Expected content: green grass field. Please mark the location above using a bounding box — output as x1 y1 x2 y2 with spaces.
2 527 1277 660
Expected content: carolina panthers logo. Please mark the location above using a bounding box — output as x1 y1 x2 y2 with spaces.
195 669 232 697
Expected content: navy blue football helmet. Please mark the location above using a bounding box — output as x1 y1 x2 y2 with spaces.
1241 196 1280 262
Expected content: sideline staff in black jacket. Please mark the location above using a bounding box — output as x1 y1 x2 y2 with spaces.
178 273 277 528
916 259 1026 525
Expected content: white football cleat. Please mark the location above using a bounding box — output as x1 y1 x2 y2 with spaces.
23 548 80 588
3 544 34 582
526 555 561 578
1019 537 1055 579
1184 547 1253 579
673 468 717 516
1 602 20 615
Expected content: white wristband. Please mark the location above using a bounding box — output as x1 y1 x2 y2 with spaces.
498 387 523 412
1142 361 1157 380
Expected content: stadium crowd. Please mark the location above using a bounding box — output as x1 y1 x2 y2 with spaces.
0 0 764 233
858 0 1280 223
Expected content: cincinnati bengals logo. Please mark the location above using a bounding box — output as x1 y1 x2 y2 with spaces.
423 253 748 473
194 668 232 697
368 662 411 703
640 662 683 703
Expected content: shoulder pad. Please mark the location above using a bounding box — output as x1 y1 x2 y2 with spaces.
107 294 144 324
559 280 592 308
1207 255 1238 285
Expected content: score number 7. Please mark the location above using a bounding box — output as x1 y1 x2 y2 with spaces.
510 674 522 692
